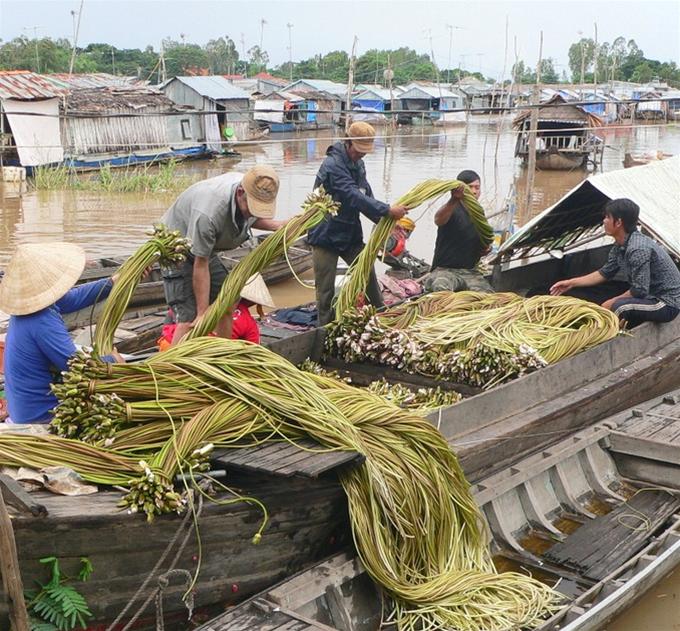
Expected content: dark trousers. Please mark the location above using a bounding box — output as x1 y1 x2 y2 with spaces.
312 243 383 326
612 297 680 328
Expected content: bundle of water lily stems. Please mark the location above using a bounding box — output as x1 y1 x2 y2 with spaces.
334 178 494 319
23 337 558 630
93 225 191 355
327 291 620 389
185 187 339 340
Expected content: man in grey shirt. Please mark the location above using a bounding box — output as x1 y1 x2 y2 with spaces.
551 198 680 327
161 165 285 344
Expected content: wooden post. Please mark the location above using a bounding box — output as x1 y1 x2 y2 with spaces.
0 488 30 631
524 31 543 218
345 36 358 133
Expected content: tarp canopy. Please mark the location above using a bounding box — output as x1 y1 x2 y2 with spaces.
498 157 680 260
3 98 64 166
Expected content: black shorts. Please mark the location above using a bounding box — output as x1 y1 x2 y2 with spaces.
162 255 228 323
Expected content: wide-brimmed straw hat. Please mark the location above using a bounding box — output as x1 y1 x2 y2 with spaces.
347 121 376 153
0 242 86 315
240 273 275 309
241 165 279 220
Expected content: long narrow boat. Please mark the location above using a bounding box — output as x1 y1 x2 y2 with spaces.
196 388 680 631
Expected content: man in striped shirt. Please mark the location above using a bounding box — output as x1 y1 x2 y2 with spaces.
550 198 680 327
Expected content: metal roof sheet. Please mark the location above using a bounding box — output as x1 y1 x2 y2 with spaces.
0 71 66 100
499 157 680 259
399 84 459 99
169 76 250 100
44 73 139 89
284 79 347 97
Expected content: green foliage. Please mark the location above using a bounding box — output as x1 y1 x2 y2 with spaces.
0 34 677 87
27 557 93 631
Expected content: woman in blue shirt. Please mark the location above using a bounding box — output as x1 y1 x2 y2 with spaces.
0 242 118 424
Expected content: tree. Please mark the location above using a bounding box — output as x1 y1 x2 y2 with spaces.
162 38 209 76
511 60 535 84
568 37 596 82
538 58 559 84
246 45 268 75
631 61 654 83
206 37 240 75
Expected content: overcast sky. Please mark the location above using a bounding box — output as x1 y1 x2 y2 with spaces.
1 0 678 80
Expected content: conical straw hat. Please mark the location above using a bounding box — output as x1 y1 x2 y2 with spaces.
240 273 275 309
0 242 86 315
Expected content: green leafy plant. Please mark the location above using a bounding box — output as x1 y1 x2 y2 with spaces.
26 557 93 631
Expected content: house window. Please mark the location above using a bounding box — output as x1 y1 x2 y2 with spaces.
180 119 192 140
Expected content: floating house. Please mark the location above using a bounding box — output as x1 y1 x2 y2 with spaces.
0 70 66 167
57 85 205 169
283 78 347 99
230 72 288 97
397 83 466 125
513 94 604 170
159 75 252 149
457 78 511 114
352 87 396 112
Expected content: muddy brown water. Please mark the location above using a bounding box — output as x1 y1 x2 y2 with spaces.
2 121 680 627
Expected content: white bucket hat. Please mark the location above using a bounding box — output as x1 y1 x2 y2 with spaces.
240 273 275 309
0 242 86 315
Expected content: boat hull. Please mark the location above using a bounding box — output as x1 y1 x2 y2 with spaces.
1 474 350 628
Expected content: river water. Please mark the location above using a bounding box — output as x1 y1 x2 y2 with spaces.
1 120 680 628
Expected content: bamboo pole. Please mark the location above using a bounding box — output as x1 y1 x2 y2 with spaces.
0 488 29 631
345 36 358 132
524 31 543 218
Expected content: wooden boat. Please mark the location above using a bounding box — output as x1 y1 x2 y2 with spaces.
196 388 680 631
623 150 673 168
513 95 604 171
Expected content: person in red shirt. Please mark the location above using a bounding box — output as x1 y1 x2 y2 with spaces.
158 273 275 349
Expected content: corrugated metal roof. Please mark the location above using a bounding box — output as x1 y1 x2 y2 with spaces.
400 84 460 99
354 87 393 101
0 71 66 100
44 73 140 89
499 157 680 259
284 79 347 97
168 76 250 100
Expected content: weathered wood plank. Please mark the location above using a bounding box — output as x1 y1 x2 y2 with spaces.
544 490 680 580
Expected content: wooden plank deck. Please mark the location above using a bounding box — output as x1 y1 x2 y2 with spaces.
211 439 364 479
608 393 680 466
544 489 680 581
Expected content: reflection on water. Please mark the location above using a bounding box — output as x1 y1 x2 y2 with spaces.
2 121 679 266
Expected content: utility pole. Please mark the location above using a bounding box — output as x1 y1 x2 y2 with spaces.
346 35 358 132
578 31 585 99
286 22 293 81
447 25 453 84
240 33 247 77
525 31 543 218
593 22 599 96
22 26 42 72
386 53 396 127
259 18 267 71
68 0 84 76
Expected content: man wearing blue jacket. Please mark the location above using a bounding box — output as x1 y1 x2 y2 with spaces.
308 122 407 325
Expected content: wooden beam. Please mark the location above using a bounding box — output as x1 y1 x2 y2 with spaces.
0 488 29 631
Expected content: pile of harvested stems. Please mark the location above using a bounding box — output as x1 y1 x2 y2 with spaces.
186 187 338 340
93 225 190 355
334 179 493 319
327 291 620 388
299 359 462 411
43 338 560 629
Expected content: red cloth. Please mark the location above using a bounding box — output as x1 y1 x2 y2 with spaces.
158 300 260 347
